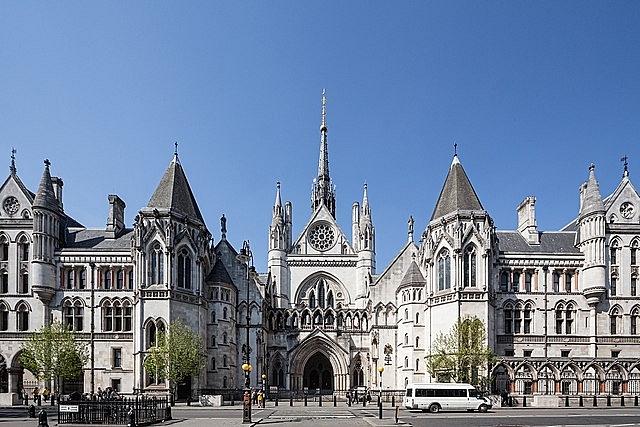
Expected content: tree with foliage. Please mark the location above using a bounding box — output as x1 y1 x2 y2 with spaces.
425 316 495 389
20 320 89 390
143 319 206 395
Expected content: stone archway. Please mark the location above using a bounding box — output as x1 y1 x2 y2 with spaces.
303 352 333 393
289 333 349 393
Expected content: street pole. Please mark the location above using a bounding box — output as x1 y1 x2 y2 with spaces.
90 262 95 396
378 366 384 419
237 241 254 423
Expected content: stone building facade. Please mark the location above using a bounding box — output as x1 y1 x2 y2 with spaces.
0 94 639 405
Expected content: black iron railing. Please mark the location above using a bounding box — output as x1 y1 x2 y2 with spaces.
57 396 169 425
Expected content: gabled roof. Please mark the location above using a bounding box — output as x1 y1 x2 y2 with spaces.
147 154 205 223
431 155 483 221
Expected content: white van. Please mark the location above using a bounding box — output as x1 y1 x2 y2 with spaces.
404 383 491 413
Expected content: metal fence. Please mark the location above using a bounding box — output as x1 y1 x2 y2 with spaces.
57 396 170 425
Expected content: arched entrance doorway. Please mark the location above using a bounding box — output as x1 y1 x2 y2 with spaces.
303 352 333 394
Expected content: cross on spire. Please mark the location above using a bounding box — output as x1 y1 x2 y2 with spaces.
621 155 629 177
10 148 16 175
454 142 458 156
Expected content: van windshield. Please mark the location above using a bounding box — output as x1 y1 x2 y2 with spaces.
468 389 480 398
405 388 412 397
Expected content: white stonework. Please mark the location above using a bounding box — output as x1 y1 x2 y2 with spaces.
1 98 640 406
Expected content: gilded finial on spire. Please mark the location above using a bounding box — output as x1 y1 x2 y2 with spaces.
10 148 16 175
621 155 629 177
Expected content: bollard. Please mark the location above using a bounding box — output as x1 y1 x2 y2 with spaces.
621 396 625 406
319 394 322 407
37 395 42 407
290 394 293 406
379 398 383 420
348 395 351 407
28 405 36 418
636 395 638 406
522 396 526 407
593 395 597 407
166 402 172 420
37 409 49 427
395 406 399 424
187 396 191 406
127 408 136 427
565 395 569 407
334 395 337 407
579 395 583 407
363 395 366 407
304 395 307 406
392 395 395 407
607 395 611 406
275 396 278 407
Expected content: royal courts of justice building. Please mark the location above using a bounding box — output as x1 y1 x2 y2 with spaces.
0 93 639 405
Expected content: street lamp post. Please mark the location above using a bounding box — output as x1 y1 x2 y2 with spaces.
237 241 255 424
377 366 384 419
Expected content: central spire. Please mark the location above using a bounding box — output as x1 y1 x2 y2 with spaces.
312 89 336 217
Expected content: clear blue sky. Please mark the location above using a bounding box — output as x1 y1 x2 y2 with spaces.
1 2 639 272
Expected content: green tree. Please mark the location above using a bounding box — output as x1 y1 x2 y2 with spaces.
143 319 206 395
20 320 89 390
425 316 495 389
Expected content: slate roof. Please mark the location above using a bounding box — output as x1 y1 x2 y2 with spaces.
147 155 205 223
206 258 234 285
496 231 580 254
33 162 60 212
64 228 133 250
431 155 484 220
399 261 426 287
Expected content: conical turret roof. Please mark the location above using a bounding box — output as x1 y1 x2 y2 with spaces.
33 160 59 212
579 164 605 217
147 154 205 223
431 155 483 220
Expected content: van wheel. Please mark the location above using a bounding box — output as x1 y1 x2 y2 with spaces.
478 404 488 413
428 404 440 413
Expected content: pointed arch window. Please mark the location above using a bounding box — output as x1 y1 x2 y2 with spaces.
309 290 316 309
318 280 325 308
463 245 477 287
0 237 8 262
632 275 638 297
0 302 8 331
19 270 29 294
631 241 638 265
19 237 29 262
177 248 192 289
16 302 29 331
610 307 621 335
67 270 75 289
611 274 618 296
103 269 112 289
610 241 619 264
150 243 164 285
632 308 639 335
438 249 451 291
327 290 334 308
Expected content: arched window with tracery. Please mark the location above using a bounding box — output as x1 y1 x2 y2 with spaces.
352 357 364 387
555 302 575 334
438 249 451 291
463 245 477 287
150 242 164 285
64 299 84 331
177 248 192 289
